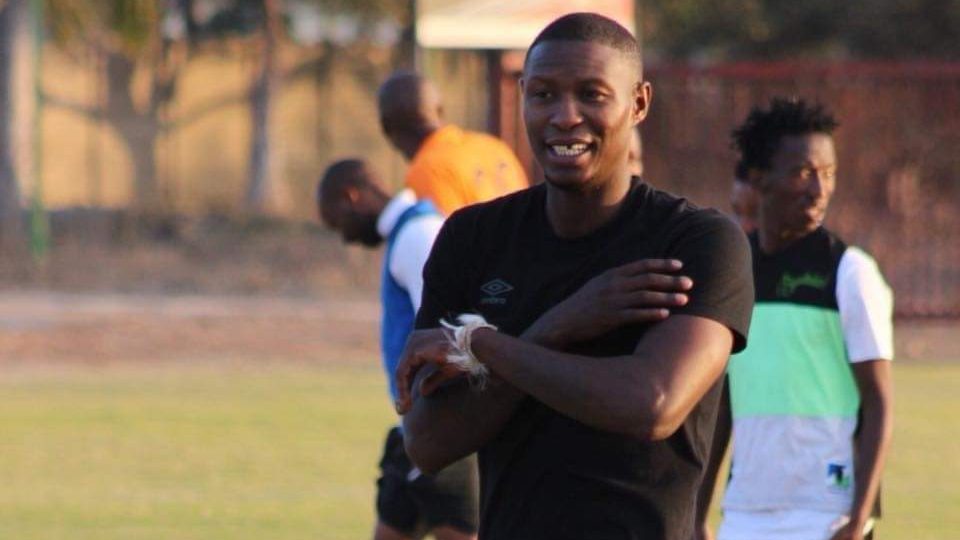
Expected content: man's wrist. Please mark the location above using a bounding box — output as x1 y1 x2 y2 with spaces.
470 326 498 362
524 307 581 349
440 314 497 386
848 511 869 528
846 503 872 536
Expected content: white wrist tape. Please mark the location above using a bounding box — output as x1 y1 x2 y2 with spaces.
440 314 497 387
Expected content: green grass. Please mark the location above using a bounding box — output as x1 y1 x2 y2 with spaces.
0 362 395 540
705 362 960 538
0 361 957 539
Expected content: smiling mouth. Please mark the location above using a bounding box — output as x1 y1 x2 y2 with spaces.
549 143 590 157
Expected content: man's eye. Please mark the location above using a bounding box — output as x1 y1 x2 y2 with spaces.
531 90 552 99
582 89 605 101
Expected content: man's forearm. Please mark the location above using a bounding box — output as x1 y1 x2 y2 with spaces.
403 370 523 474
848 360 894 529
402 313 730 470
470 315 731 440
401 324 559 473
850 395 893 525
400 258 698 472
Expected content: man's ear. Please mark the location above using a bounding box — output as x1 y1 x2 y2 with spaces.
344 186 361 206
632 81 652 125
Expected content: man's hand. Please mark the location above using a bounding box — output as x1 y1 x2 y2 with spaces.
525 258 692 349
395 327 468 414
828 519 868 540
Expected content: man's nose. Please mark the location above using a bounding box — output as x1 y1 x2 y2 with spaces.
808 172 826 199
550 95 583 130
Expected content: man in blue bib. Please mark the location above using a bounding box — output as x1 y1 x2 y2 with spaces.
318 159 479 540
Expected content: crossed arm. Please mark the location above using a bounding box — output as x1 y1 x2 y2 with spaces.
397 260 733 473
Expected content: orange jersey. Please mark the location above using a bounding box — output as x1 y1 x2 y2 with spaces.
405 125 528 215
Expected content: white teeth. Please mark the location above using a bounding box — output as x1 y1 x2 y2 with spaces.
551 143 588 157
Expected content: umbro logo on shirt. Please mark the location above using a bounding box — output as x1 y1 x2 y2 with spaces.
480 279 513 305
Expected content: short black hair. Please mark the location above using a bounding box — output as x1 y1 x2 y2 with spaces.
525 12 641 74
317 158 366 202
732 97 839 171
734 160 750 182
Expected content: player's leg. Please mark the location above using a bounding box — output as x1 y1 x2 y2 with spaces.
411 453 480 540
375 427 425 540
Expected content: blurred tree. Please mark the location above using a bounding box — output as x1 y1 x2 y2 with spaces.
845 0 960 58
242 0 410 212
245 0 281 213
0 0 26 252
243 0 411 212
42 0 408 214
43 0 274 212
641 0 960 60
43 0 177 210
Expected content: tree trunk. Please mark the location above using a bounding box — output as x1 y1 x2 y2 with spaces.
120 117 160 208
244 0 283 214
0 0 25 252
104 51 161 210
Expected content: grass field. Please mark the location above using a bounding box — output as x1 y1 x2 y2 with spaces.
0 360 958 539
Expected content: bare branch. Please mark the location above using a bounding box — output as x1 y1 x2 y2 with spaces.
41 91 99 118
280 46 335 84
162 90 250 131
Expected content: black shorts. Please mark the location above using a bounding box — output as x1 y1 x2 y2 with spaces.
376 426 479 537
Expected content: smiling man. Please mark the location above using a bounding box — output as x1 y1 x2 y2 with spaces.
394 13 754 540
708 99 894 540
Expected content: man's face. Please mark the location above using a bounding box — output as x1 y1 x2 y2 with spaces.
318 188 381 247
759 133 837 237
521 40 648 190
379 115 400 152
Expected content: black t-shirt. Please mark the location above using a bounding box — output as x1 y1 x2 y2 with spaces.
415 179 754 540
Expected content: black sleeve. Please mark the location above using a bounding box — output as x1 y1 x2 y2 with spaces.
666 211 754 353
415 209 474 330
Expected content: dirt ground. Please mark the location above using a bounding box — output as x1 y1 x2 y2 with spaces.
0 216 954 364
0 290 954 365
0 291 382 364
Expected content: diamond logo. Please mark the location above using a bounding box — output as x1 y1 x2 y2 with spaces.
480 279 514 297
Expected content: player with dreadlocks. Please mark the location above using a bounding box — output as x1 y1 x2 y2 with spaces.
702 98 894 540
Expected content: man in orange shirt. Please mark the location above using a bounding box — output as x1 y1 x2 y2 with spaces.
377 72 528 215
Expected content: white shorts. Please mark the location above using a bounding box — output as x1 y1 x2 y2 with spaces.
718 509 875 540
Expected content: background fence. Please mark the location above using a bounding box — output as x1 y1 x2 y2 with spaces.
25 39 406 220
22 48 960 317
643 61 960 318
